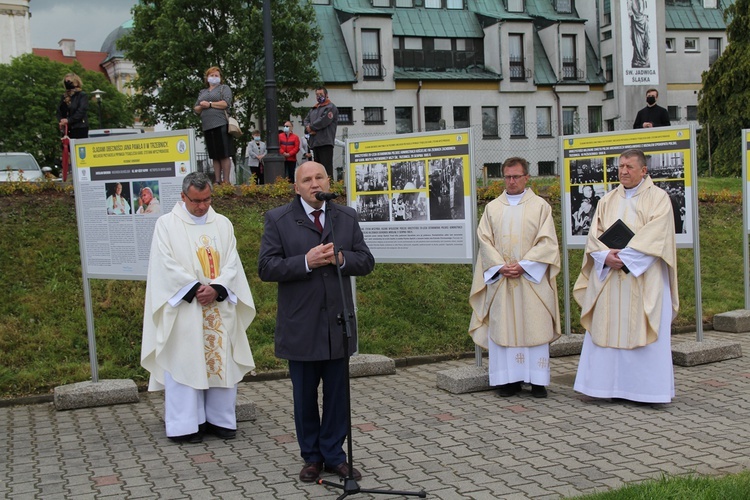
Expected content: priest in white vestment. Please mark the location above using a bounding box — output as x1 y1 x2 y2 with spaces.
469 157 561 398
574 149 679 403
141 172 256 443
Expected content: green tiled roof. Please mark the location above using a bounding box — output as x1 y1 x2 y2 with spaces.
526 0 586 23
532 29 556 85
665 0 732 30
469 0 532 21
585 34 606 85
393 67 501 81
392 8 484 37
313 5 357 83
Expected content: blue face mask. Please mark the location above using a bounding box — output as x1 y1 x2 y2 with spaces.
283 126 290 132
253 136 260 141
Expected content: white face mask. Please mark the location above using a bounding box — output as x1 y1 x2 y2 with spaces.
283 126 290 132
207 76 221 85
253 136 260 141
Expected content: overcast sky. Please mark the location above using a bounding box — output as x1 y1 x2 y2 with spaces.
30 0 138 52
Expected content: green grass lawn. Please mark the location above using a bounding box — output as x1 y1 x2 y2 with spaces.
572 471 750 499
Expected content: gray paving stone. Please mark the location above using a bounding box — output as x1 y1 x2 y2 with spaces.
713 309 750 332
53 379 139 410
671 339 742 366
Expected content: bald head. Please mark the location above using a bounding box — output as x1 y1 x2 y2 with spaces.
295 161 330 208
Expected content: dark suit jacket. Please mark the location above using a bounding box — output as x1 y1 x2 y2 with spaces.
258 196 375 362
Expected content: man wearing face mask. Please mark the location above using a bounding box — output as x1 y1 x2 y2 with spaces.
245 130 266 184
633 88 670 129
303 87 338 178
279 121 301 183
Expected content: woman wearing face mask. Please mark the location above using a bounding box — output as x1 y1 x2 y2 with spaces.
56 73 89 139
244 130 267 185
194 66 234 184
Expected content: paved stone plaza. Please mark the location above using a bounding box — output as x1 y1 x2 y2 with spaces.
1 330 749 499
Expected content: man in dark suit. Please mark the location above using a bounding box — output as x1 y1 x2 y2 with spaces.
258 161 375 483
633 88 671 129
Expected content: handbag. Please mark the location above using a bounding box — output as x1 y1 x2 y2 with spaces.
220 85 242 137
225 112 242 138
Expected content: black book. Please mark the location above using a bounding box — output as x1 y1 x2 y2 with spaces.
598 219 634 274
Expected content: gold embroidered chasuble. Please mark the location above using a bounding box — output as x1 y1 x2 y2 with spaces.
574 176 679 349
469 189 561 348
142 203 256 390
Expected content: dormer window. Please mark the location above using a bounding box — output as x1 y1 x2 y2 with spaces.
507 0 524 12
555 0 573 13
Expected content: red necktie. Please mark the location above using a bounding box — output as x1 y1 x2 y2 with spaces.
312 209 323 232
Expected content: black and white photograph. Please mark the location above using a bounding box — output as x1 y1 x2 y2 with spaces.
655 180 687 234
390 160 426 191
569 157 605 184
428 157 465 220
605 156 619 182
355 194 391 222
390 192 427 222
570 184 605 236
355 162 388 192
648 152 685 179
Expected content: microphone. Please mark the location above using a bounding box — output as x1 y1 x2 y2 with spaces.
315 191 338 202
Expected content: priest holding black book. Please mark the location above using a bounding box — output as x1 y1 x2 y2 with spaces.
573 149 679 404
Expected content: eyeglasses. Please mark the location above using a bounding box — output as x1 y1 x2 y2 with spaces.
184 194 212 205
503 175 527 182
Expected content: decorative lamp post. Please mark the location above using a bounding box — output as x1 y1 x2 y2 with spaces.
261 0 284 183
91 89 106 128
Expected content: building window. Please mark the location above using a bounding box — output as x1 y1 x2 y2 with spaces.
425 106 442 131
604 55 613 82
447 0 463 8
435 38 452 51
362 30 383 80
605 118 615 132
602 30 612 41
510 107 526 137
562 106 578 135
453 107 470 129
666 38 676 52
687 106 698 120
704 0 717 7
685 38 699 52
338 107 354 125
507 0 524 12
395 107 413 133
372 0 390 6
562 35 577 80
404 37 422 50
588 106 602 133
538 161 555 176
509 34 525 81
425 0 440 7
668 106 680 121
482 106 498 138
311 0 330 4
364 107 385 125
605 90 614 100
536 107 552 137
395 0 414 5
555 0 572 13
709 37 722 66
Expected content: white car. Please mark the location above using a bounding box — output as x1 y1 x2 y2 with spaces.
0 152 51 182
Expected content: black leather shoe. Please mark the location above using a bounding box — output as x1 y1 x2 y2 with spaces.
531 385 548 398
168 432 203 444
299 462 323 482
497 382 522 397
325 462 362 481
203 422 236 440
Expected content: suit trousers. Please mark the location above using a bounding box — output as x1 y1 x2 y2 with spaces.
313 145 334 178
288 357 348 465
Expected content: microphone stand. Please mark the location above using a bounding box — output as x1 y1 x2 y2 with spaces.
318 199 426 499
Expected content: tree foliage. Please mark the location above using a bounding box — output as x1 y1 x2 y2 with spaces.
697 0 750 176
118 0 320 154
0 54 133 168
